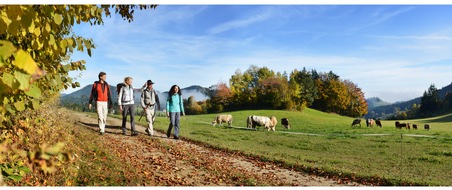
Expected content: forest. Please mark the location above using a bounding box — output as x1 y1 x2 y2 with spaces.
198 65 368 118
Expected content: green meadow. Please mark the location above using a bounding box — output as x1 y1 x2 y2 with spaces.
132 109 452 185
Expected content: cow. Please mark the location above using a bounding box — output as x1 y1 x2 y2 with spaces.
281 118 290 129
247 115 276 131
395 121 401 129
412 124 418 130
212 114 233 127
396 122 410 129
269 116 277 131
375 119 382 128
366 119 375 127
424 124 430 130
351 119 361 127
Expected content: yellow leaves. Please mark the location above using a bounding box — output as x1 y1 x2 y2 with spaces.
53 14 63 25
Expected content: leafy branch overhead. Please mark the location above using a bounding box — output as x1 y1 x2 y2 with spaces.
0 5 157 184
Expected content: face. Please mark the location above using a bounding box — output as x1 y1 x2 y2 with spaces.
148 83 153 89
100 74 107 81
127 78 133 85
174 86 179 93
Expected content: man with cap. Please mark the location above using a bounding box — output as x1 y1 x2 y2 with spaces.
140 80 161 136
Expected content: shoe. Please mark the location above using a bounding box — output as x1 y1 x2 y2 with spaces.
131 132 138 136
122 131 127 136
145 128 151 135
100 132 105 135
174 136 179 140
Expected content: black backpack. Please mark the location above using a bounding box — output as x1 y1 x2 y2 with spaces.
116 83 126 95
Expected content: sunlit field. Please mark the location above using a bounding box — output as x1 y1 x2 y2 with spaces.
139 109 452 185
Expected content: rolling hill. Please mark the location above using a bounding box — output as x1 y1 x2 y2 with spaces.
366 82 452 119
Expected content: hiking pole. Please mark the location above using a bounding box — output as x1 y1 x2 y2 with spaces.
139 104 150 121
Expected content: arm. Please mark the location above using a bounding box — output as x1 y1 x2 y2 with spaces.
118 87 123 111
107 84 112 109
179 95 185 116
166 97 170 117
140 90 146 108
155 91 161 111
88 83 96 110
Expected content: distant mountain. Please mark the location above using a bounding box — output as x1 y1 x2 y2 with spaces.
366 82 452 119
366 97 391 109
60 84 209 111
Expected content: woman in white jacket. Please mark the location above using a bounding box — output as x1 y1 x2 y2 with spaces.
118 77 137 136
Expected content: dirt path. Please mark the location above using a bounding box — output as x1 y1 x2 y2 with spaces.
73 112 362 186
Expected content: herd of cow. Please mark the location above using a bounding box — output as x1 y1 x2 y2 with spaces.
211 114 291 131
351 118 431 130
210 114 433 131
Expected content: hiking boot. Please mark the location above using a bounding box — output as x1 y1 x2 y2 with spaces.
145 128 151 136
174 136 179 140
131 132 138 136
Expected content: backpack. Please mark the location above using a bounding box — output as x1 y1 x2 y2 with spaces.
116 83 126 95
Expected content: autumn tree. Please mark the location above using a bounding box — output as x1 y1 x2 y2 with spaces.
0 5 157 183
207 82 232 112
289 67 317 110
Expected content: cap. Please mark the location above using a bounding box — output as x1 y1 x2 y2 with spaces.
147 80 155 85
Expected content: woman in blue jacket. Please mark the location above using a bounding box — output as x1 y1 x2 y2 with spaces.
166 85 185 139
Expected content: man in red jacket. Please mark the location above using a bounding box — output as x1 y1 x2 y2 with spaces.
88 71 112 135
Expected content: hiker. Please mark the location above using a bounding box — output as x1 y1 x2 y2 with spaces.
88 71 113 135
166 85 185 140
118 76 138 136
140 80 161 136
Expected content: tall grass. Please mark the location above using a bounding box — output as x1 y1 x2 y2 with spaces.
143 108 452 185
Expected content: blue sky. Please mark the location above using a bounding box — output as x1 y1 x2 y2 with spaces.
65 5 452 103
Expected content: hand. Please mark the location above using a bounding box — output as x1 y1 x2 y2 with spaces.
166 112 169 117
119 105 123 111
182 112 185 116
88 104 92 110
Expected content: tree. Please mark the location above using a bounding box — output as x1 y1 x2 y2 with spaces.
0 5 157 124
420 84 441 115
0 4 157 182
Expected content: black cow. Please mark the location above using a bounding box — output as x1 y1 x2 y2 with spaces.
281 118 290 129
351 119 361 127
375 119 382 128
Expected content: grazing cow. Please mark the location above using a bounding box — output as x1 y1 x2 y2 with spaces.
351 119 361 127
396 122 411 129
281 118 290 129
247 115 276 131
366 119 375 127
424 124 430 130
412 124 418 130
212 114 233 127
269 116 277 131
395 121 401 129
375 119 382 128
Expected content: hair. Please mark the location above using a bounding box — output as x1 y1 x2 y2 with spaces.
124 76 133 85
98 71 106 80
168 85 182 104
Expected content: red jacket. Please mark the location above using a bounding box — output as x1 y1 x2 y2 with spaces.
89 81 112 107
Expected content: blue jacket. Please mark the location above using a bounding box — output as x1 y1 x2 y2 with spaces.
166 94 184 114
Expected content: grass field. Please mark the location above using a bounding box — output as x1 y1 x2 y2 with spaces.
127 109 452 185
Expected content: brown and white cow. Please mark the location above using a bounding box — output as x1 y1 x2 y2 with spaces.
247 115 276 131
212 114 233 127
